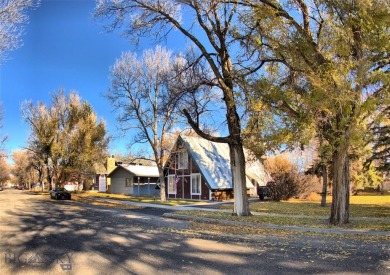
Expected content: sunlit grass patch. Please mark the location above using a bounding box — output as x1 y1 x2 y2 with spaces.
350 195 390 205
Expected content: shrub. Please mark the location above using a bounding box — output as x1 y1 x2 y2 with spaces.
264 155 312 201
267 170 300 201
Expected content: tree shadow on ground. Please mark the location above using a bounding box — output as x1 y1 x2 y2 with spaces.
0 192 388 274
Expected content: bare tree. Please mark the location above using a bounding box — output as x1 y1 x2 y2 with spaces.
95 0 252 215
0 0 39 61
168 47 222 131
107 46 180 201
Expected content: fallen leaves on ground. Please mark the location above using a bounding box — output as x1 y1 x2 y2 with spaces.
174 210 390 232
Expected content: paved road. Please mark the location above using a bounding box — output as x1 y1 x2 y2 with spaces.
0 188 389 275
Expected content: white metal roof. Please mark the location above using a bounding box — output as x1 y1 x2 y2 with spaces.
180 136 270 190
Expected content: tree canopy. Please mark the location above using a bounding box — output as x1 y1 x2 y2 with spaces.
237 0 389 224
22 90 110 187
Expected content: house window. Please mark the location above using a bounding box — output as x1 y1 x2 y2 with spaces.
126 178 133 187
178 150 188 169
168 175 177 194
191 174 201 195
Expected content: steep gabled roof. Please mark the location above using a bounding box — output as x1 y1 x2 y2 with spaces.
108 164 159 178
178 135 270 190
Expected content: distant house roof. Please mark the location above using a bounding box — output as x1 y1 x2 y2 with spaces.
95 157 117 175
108 164 159 178
177 135 271 190
94 162 108 175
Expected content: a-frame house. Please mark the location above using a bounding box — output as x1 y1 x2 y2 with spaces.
164 135 271 201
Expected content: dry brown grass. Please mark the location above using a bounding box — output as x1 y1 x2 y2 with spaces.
72 194 143 210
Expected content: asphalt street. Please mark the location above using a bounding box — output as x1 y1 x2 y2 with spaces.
0 188 389 275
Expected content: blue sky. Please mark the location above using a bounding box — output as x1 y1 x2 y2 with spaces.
0 0 185 158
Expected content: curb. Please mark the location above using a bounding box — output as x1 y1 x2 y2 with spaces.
162 213 390 237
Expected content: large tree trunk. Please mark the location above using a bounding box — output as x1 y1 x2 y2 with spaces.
230 142 250 216
46 164 52 191
158 167 166 201
330 147 350 225
159 175 166 201
320 164 328 207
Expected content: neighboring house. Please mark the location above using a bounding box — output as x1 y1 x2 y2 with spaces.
164 135 271 201
94 156 116 192
107 164 160 196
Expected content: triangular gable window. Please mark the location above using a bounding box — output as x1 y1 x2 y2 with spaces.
178 150 188 169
